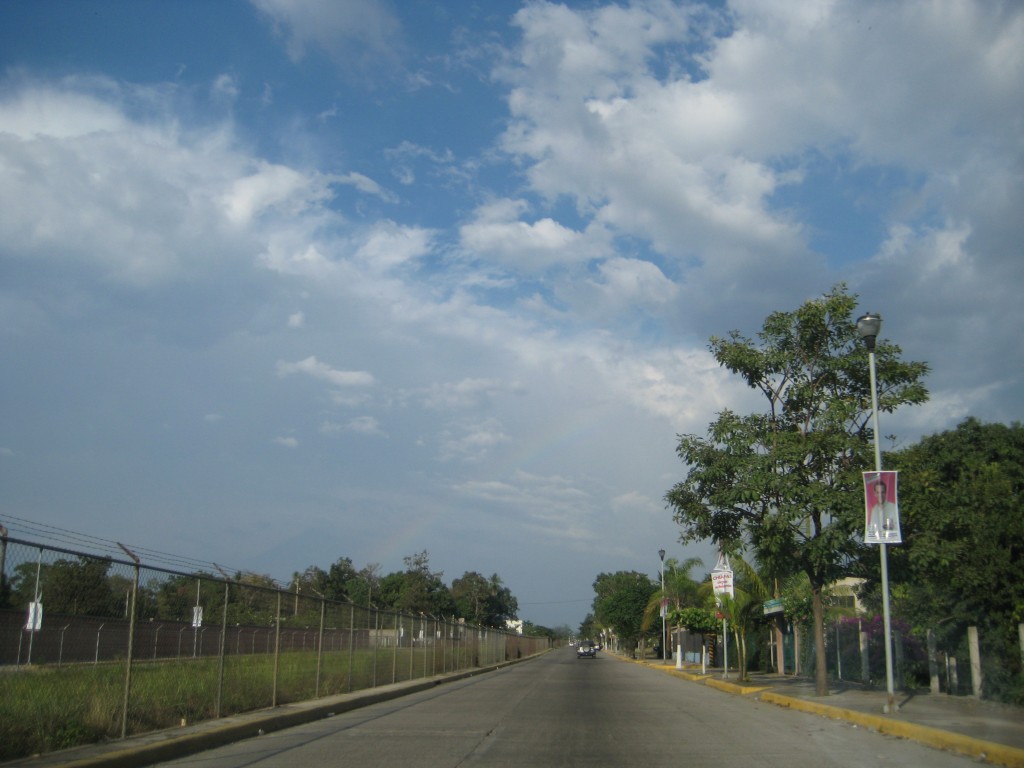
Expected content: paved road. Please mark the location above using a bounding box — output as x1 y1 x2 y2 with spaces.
154 648 982 767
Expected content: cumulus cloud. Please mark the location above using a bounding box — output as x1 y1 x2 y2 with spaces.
460 198 608 272
276 356 375 387
222 162 334 225
3 1 1022 631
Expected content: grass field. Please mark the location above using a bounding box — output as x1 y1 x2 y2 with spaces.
0 644 479 761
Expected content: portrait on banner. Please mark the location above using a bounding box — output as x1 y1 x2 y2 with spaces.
863 470 901 544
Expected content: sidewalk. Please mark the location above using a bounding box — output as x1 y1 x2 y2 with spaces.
635 659 1024 768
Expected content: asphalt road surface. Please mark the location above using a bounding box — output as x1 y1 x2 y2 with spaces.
159 648 981 767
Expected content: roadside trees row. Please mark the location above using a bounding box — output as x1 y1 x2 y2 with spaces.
663 284 1023 703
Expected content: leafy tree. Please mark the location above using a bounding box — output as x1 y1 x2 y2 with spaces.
346 563 382 608
378 551 456 617
323 557 359 602
520 621 558 641
578 612 600 642
882 418 1024 702
10 557 119 617
665 286 929 695
154 573 206 622
451 571 518 627
671 605 719 662
228 572 279 625
592 570 657 655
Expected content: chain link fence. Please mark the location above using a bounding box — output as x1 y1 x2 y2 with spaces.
0 535 549 761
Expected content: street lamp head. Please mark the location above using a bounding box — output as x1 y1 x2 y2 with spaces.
856 312 882 352
658 549 665 562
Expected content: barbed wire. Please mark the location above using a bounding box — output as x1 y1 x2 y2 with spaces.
0 513 256 581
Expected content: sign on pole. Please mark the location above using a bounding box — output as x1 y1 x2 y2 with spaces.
711 551 734 599
762 598 784 616
26 601 43 631
863 470 901 544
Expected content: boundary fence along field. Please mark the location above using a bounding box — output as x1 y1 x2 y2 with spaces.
0 535 551 761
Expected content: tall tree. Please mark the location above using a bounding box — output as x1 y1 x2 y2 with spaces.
451 571 518 627
378 551 456 617
324 557 359 602
11 557 118 617
346 563 382 608
592 570 657 655
882 418 1024 701
665 286 928 695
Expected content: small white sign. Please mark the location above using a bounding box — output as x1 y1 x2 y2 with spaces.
26 601 43 631
192 606 203 628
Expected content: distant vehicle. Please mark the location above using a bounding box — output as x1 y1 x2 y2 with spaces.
577 640 597 659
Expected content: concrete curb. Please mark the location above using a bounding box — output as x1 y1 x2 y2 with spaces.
758 691 1024 768
618 654 1024 768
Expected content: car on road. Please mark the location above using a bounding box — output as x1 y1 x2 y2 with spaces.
576 641 597 658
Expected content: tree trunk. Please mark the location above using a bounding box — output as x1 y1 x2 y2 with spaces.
811 584 828 696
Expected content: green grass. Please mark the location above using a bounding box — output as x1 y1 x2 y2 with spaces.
0 645 478 761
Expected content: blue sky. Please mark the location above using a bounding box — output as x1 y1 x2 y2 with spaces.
2 0 1022 630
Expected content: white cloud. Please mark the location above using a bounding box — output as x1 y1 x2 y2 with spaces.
3 1 1022 632
251 0 404 76
352 221 434 272
336 171 396 202
211 74 240 103
222 162 334 225
437 417 511 463
460 199 607 272
347 416 386 436
416 378 508 411
276 356 374 387
0 79 128 139
320 416 387 437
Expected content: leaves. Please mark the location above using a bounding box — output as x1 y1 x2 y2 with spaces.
666 285 930 693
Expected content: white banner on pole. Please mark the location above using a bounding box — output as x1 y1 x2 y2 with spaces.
711 551 734 599
864 470 901 544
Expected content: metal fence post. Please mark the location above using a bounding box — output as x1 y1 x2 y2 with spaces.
347 602 355 693
118 544 140 739
315 597 325 698
95 623 105 665
372 607 380 688
392 611 399 684
272 592 282 707
216 580 229 718
27 548 42 665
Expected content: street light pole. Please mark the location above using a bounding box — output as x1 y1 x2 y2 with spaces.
658 549 666 663
857 312 897 714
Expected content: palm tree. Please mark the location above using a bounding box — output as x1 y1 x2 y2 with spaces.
642 557 705 659
713 554 772 681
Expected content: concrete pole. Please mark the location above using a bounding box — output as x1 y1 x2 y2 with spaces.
968 626 983 698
